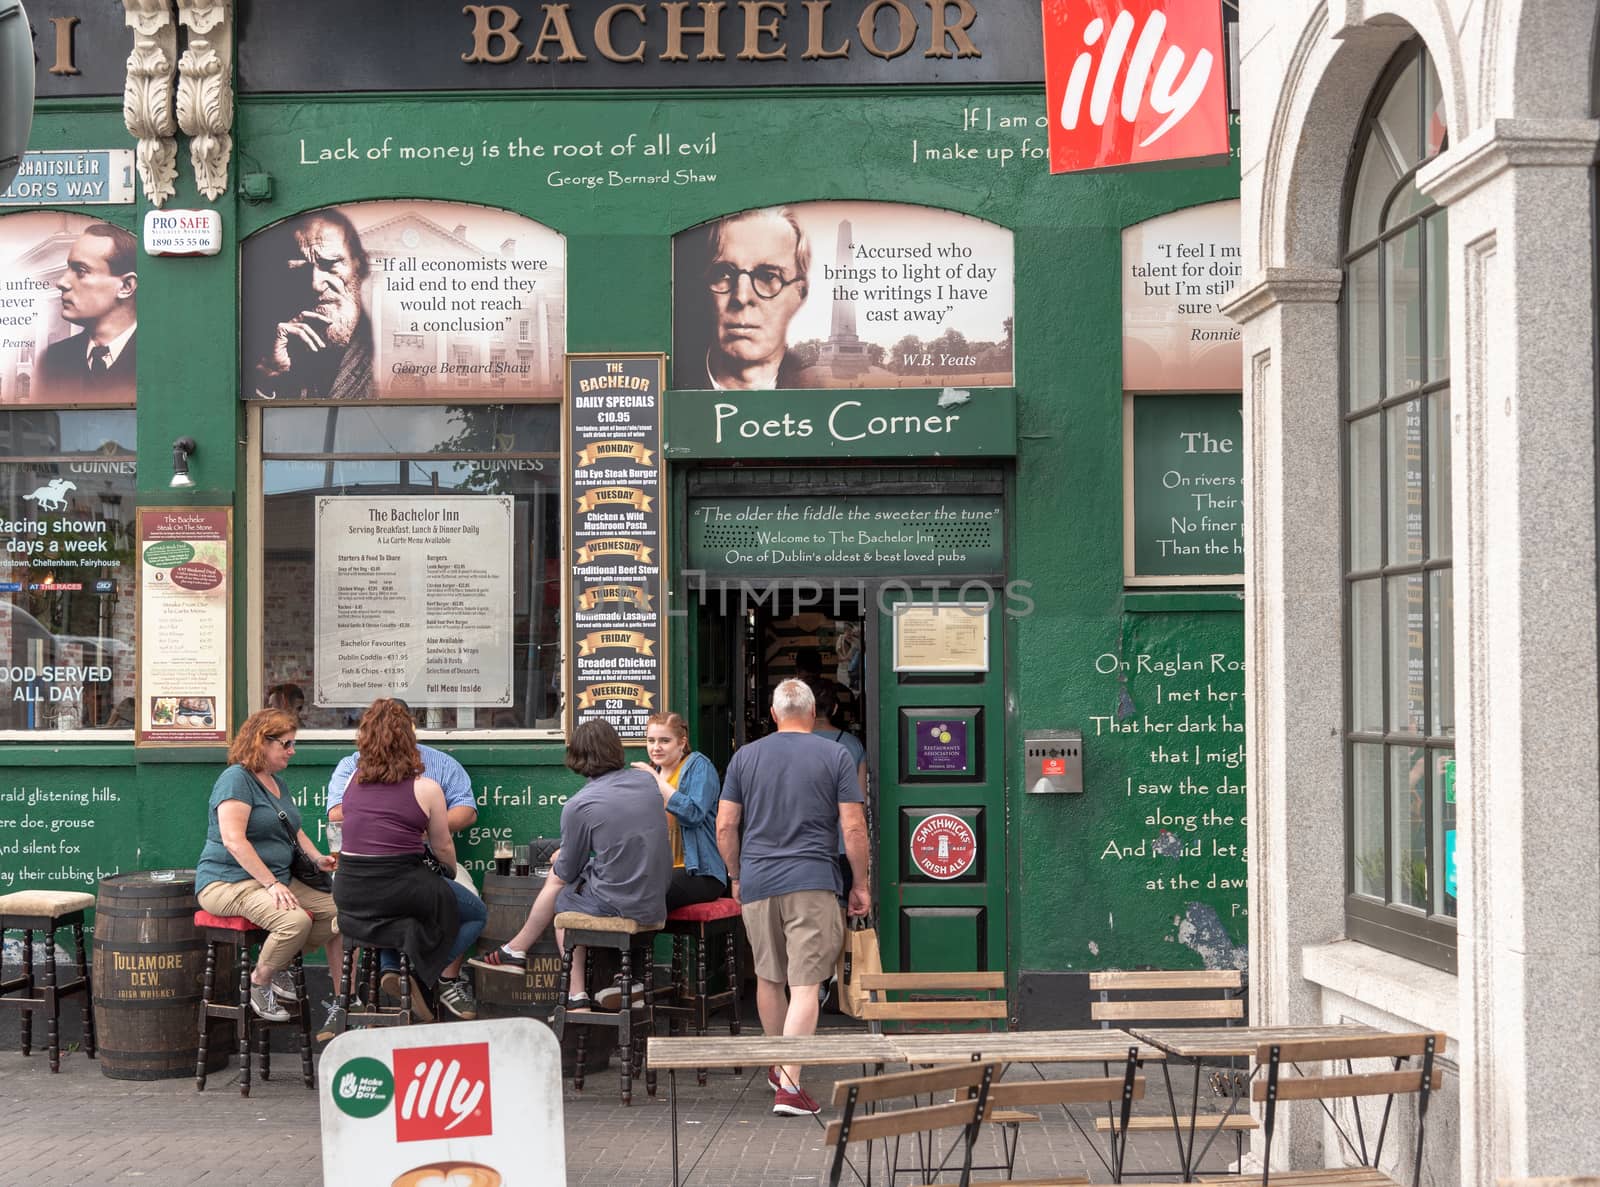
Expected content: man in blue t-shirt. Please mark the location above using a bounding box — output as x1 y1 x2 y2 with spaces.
718 678 870 1118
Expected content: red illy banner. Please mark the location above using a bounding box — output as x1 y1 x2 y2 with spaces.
1041 1 1229 174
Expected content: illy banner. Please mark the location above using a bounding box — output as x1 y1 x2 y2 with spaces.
1041 1 1230 173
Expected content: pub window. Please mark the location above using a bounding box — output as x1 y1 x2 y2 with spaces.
0 409 137 735
259 404 561 734
1341 41 1456 971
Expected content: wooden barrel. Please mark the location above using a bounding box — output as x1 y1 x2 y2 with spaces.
476 871 563 1018
92 870 226 1080
476 866 612 1073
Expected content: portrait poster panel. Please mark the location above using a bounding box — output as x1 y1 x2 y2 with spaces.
1121 200 1243 392
313 495 514 708
136 508 230 746
671 201 1013 392
565 354 665 742
0 211 139 408
241 200 566 402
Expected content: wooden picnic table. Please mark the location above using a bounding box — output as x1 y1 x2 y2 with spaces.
1131 1022 1390 1060
1129 1023 1392 1181
648 1032 900 1070
893 1028 1167 1065
649 1028 1158 1187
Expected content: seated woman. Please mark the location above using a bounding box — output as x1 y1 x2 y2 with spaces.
330 698 470 1023
195 708 341 1023
633 711 728 911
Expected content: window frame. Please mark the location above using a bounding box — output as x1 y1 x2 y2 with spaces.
0 410 138 742
245 402 565 742
1339 40 1457 973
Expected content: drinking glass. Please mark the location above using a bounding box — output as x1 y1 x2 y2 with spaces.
325 820 342 858
513 845 531 877
494 841 513 877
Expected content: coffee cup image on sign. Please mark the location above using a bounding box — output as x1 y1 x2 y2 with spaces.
391 1163 501 1187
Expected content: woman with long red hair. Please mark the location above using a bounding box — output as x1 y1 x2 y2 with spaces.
329 698 471 1023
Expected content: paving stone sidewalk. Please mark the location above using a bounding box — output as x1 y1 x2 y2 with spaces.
0 1025 1208 1186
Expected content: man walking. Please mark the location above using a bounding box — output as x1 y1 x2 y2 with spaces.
718 678 869 1116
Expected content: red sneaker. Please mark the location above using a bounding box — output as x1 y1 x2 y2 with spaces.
772 1086 820 1116
767 1065 783 1091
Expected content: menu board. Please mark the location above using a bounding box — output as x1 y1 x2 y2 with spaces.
136 508 230 745
565 354 665 741
314 496 514 707
1125 393 1244 585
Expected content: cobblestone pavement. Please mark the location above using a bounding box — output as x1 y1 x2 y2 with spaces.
0 1023 1209 1186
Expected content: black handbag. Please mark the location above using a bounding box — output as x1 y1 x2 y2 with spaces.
275 804 333 893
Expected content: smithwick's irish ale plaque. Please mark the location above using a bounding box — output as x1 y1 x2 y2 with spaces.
564 354 666 741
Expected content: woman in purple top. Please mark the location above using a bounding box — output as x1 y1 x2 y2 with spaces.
331 699 477 1022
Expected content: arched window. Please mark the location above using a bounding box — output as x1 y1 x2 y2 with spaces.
1341 42 1456 971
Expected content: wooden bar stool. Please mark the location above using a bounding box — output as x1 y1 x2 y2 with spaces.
192 910 314 1097
552 911 662 1105
656 898 743 1085
0 889 96 1072
334 944 423 1030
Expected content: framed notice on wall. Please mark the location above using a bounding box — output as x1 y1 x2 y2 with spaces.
564 353 666 741
892 603 989 674
1124 393 1244 585
135 508 231 746
312 495 514 708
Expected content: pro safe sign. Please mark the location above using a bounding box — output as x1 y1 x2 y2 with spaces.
320 1018 564 1185
1041 1 1230 173
909 813 979 880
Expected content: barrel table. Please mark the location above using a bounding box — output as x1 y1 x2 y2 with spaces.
477 868 612 1073
92 870 228 1080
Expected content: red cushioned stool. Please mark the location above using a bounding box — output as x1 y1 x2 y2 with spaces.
193 909 314 1097
655 898 743 1085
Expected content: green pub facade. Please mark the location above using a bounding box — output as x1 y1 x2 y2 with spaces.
1 0 1245 1020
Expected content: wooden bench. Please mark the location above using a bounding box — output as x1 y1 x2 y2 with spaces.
1195 1031 1446 1187
826 1061 1003 1187
859 970 1032 1182
1090 969 1255 1177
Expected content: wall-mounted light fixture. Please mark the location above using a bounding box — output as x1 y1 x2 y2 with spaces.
170 437 197 489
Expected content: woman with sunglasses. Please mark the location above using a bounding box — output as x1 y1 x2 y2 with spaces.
195 708 341 1022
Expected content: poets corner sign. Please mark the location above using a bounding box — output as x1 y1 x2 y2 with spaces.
1041 1 1230 173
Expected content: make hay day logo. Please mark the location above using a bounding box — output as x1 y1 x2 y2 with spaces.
332 1056 394 1119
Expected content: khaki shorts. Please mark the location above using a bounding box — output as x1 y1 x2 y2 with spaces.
741 890 844 987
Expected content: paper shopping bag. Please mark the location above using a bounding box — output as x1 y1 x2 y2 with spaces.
836 915 882 1019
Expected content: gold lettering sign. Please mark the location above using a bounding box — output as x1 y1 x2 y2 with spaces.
461 1 981 67
574 537 654 564
576 583 654 611
575 682 656 710
576 440 655 467
576 630 656 656
576 487 653 513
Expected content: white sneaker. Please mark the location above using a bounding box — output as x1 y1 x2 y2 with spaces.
249 982 290 1023
594 981 646 1011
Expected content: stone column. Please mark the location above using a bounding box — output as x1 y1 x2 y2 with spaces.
1222 266 1345 1172
1418 117 1600 1186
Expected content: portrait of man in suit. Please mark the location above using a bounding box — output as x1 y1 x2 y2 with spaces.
37 222 138 404
681 207 818 391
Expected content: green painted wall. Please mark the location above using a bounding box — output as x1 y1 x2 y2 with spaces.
6 87 1244 975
